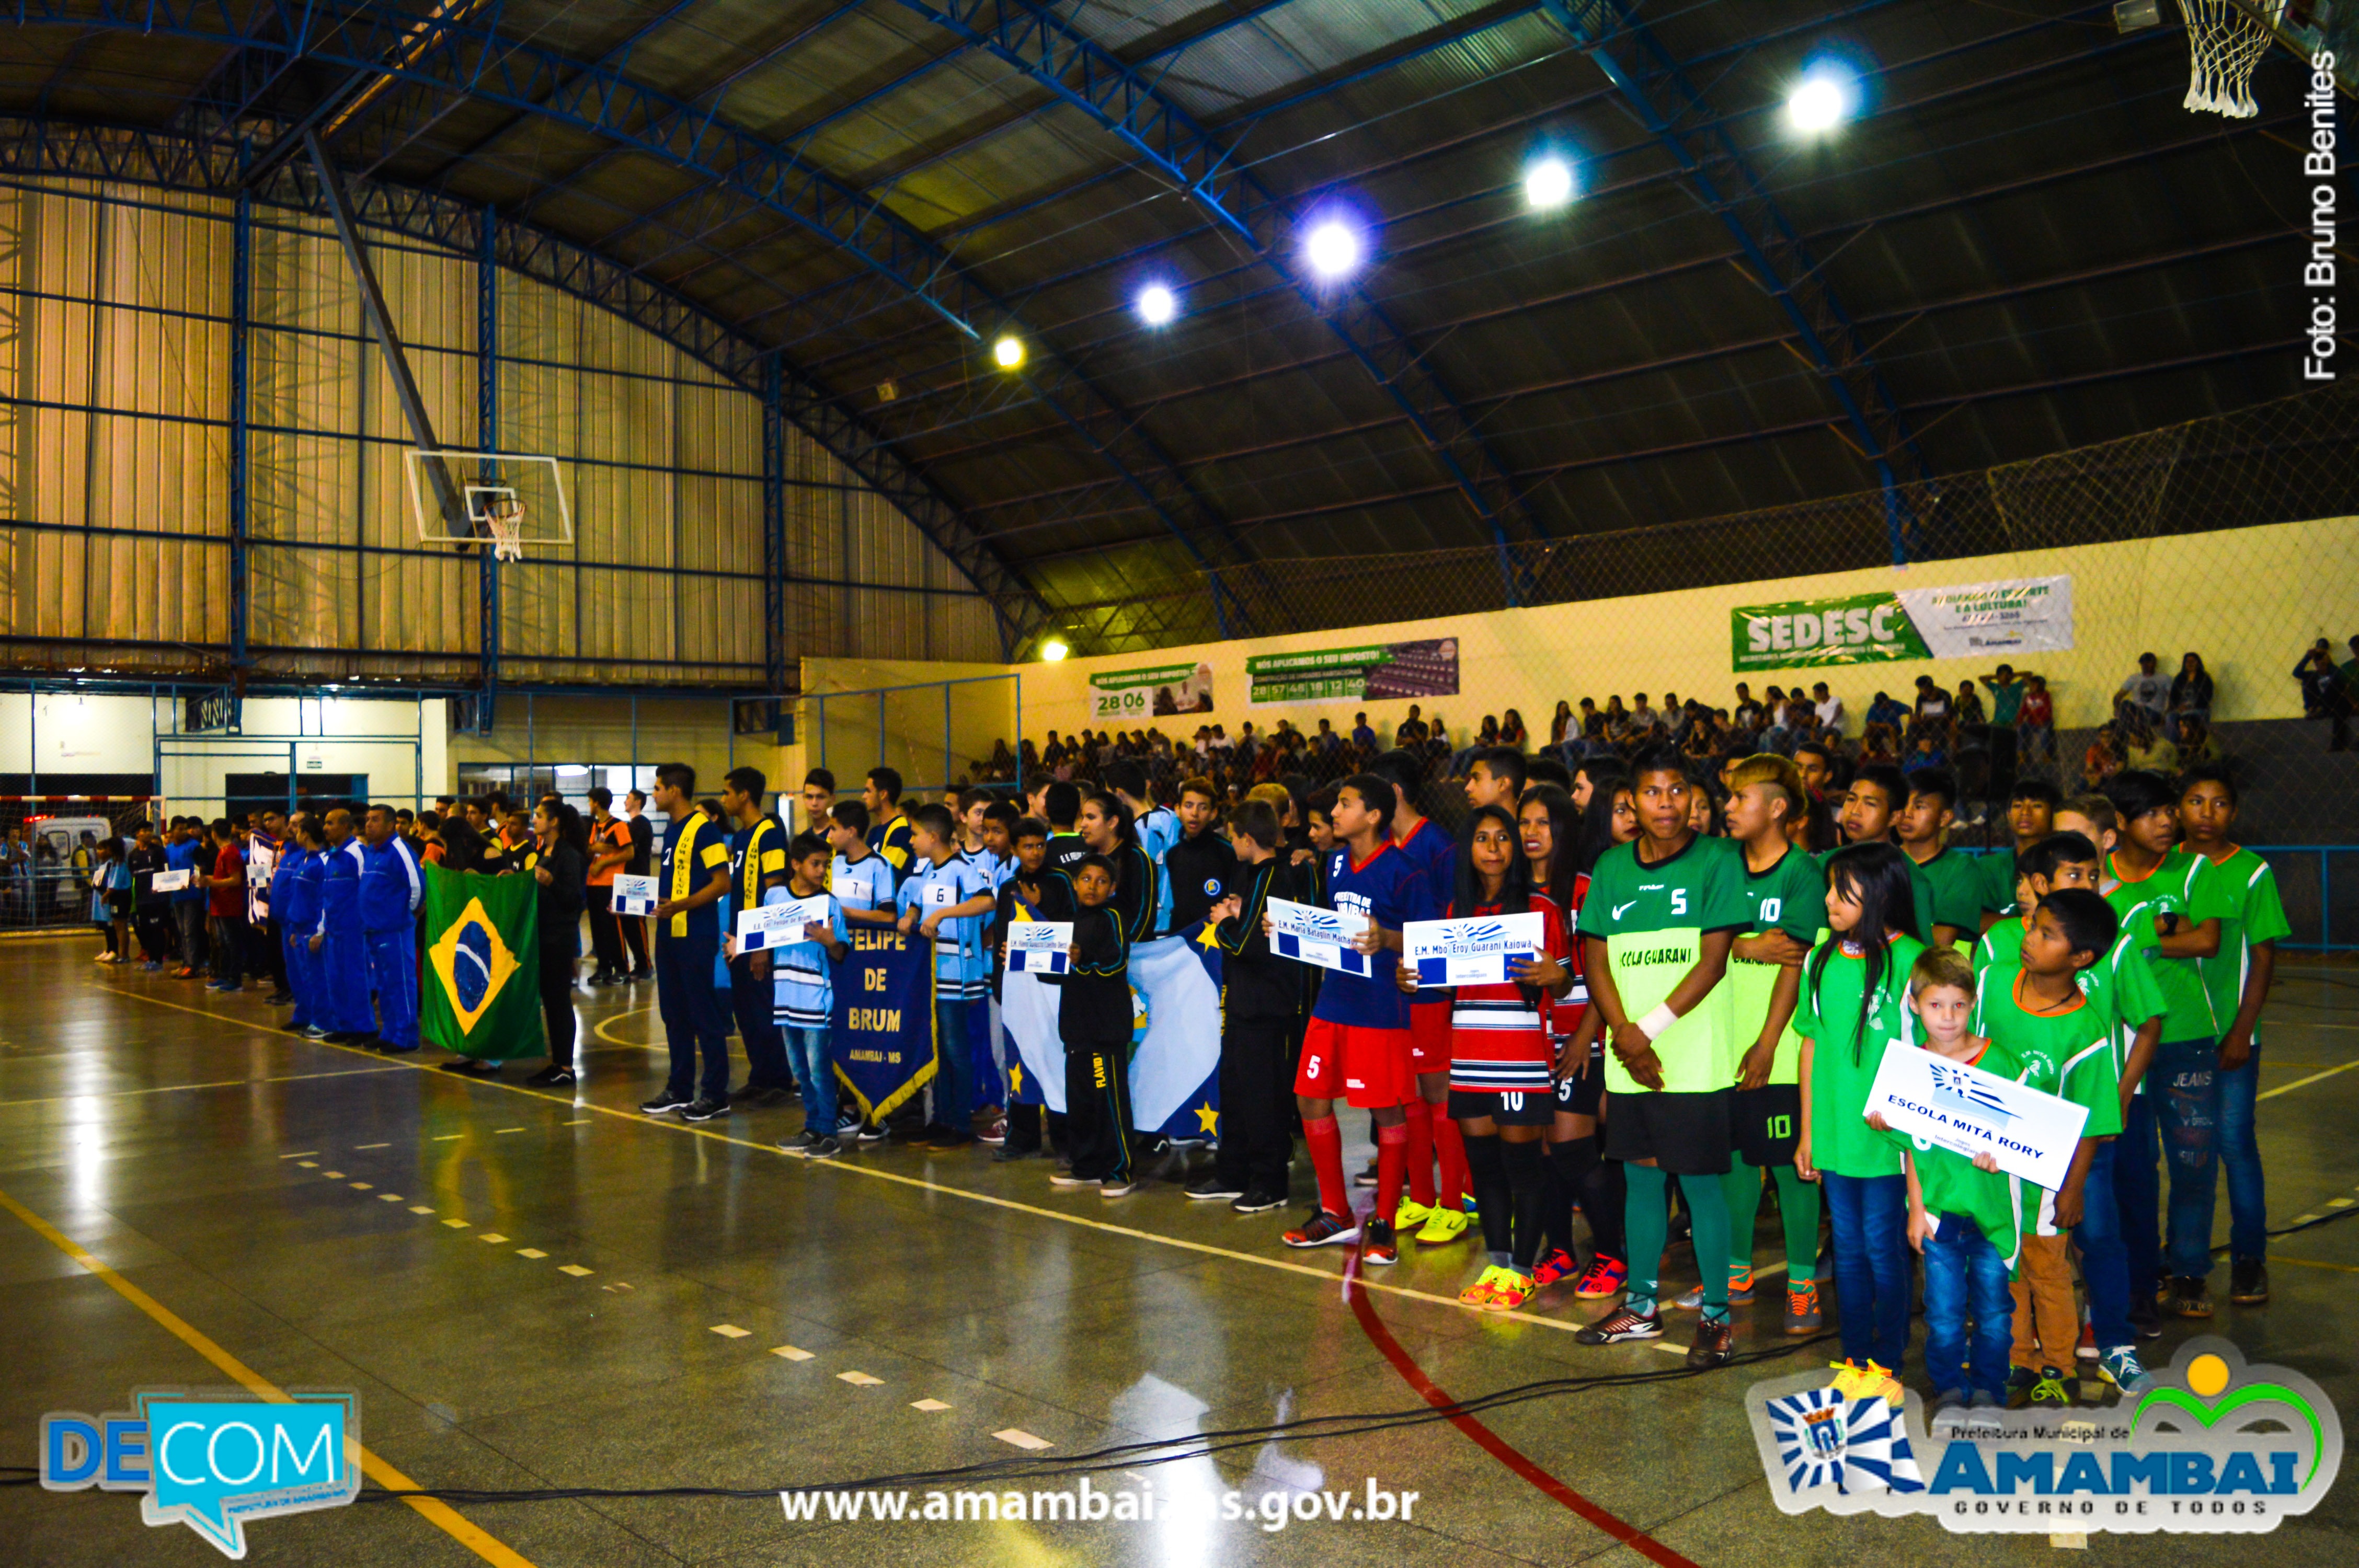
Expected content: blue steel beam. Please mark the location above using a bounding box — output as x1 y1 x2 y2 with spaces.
1539 0 1929 564
892 0 1542 603
8 1 1263 642
477 199 500 725
0 115 1051 656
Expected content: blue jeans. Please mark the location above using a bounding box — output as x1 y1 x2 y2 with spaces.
1922 1213 2014 1404
2151 1036 2221 1279
783 1024 835 1133
1822 1171 1910 1371
2217 1040 2266 1260
2075 1141 2134 1349
932 995 974 1132
2116 1093 2162 1306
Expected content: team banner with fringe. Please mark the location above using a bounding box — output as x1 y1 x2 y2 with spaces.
1000 927 1224 1140
831 926 936 1120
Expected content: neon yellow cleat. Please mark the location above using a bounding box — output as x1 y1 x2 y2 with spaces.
1415 1205 1471 1247
1393 1198 1434 1231
1484 1269 1536 1312
1459 1266 1507 1307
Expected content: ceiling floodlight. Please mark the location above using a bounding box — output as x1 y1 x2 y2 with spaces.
1303 218 1362 279
1136 283 1178 326
1524 155 1576 210
1787 65 1858 134
992 335 1025 370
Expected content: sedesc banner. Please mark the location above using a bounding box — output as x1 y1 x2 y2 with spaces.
1732 574 2074 672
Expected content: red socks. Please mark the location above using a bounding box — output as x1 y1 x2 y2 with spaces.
1402 1097 1437 1207
1376 1121 1410 1227
1433 1111 1469 1214
1304 1114 1349 1222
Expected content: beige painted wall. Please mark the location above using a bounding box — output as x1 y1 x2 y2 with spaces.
1009 516 2357 747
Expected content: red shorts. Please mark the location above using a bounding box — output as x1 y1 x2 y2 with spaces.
1294 1017 1416 1110
1408 998 1451 1072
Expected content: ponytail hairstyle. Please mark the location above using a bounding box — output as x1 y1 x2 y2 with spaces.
1453 803 1532 918
1808 840 1922 1064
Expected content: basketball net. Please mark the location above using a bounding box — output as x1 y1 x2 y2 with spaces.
484 499 526 562
2179 0 2278 118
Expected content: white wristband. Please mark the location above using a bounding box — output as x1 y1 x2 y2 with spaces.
1636 1003 1680 1038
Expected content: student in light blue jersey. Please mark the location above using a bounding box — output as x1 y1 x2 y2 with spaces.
1106 760 1180 937
765 832 850 1158
825 802 898 927
897 804 998 1150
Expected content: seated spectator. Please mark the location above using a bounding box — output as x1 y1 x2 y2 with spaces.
1548 701 1574 748
1732 683 1765 735
1911 674 1952 741
1352 711 1377 752
1628 693 1660 737
1395 705 1429 747
2117 704 2178 776
2122 651 2169 723
2083 722 2123 790
1499 708 1528 750
2017 674 2056 770
2295 637 2356 751
1866 688 1910 732
1953 679 1985 728
1811 681 1844 735
2168 652 2213 742
2175 713 2221 768
1902 727 1948 776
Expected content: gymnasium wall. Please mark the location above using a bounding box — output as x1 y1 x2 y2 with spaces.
1007 515 2356 744
0 176 1002 687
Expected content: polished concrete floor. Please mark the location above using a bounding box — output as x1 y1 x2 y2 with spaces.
3 934 2357 1567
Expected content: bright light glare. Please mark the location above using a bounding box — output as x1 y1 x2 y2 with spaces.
1039 639 1070 663
1524 156 1575 210
992 335 1025 370
1303 220 1361 279
1136 284 1177 326
1787 70 1853 133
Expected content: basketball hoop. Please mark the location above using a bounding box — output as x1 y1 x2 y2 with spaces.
2179 0 2280 118
484 497 527 562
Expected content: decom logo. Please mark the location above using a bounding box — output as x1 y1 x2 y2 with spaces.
41 1389 361 1558
1746 1341 2340 1534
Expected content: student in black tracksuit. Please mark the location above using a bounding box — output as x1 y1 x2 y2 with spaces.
1193 799 1296 1211
1045 855 1136 1196
991 817 1054 1161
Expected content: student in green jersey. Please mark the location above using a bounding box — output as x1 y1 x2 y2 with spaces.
1675 754 1826 1334
1573 745 1748 1367
1974 888 2147 1397
2100 770 2227 1322
1867 947 2018 1413
1895 768 1982 948
1978 778 2060 932
2177 764 2290 1307
1795 842 1926 1375
1833 762 1938 941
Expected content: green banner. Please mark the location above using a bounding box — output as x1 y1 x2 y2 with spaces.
1244 638 1458 705
1090 661 1212 719
420 866 545 1060
1731 591 1930 672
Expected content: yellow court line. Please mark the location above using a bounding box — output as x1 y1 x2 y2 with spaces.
0 1065 413 1108
2270 1254 2359 1275
2256 1057 2359 1101
94 980 1625 1336
0 1185 537 1568
588 1004 661 1052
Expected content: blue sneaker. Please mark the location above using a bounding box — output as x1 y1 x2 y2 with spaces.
2098 1346 2151 1395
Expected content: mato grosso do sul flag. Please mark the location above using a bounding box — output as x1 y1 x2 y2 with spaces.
421 866 545 1060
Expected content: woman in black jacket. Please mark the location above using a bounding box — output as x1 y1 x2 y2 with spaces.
522 801 589 1088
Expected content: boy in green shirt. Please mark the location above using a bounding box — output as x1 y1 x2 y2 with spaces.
2178 763 2292 1307
1868 947 2018 1413
2101 770 2227 1322
1977 777 2060 931
1574 745 1749 1366
1977 889 2149 1402
1896 767 1983 947
1831 762 1937 942
1679 754 1826 1333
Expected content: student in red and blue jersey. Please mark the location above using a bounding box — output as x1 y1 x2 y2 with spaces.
1275 771 1436 1266
1368 749 1468 1242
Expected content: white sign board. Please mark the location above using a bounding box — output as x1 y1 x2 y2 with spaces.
150 869 191 894
1005 920 1073 975
1404 911 1547 987
611 873 659 917
736 895 831 952
1266 897 1372 976
1864 1043 2091 1190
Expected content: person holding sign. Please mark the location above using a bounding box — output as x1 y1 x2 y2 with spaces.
991 818 1057 1162
1572 746 1748 1368
1368 750 1469 1251
896 805 998 1151
1791 843 1926 1379
766 832 850 1157
721 767 795 1108
1868 947 2020 1414
1197 801 1297 1213
1403 804 1570 1312
640 765 734 1122
1044 856 1138 1195
1276 774 1436 1264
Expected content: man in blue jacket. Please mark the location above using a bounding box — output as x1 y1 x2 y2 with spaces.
359 804 425 1054
308 808 373 1042
277 820 322 1032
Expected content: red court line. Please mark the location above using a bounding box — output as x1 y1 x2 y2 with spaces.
1344 1260 1704 1568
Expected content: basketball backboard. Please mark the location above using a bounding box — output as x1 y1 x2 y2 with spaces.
405 451 573 550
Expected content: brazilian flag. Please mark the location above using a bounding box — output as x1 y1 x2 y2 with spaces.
421 866 544 1060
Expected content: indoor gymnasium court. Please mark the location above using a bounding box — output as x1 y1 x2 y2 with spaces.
0 3 2355 1565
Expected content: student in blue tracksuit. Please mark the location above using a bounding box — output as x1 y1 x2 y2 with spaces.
359 804 424 1054
308 808 373 1041
278 821 324 1032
